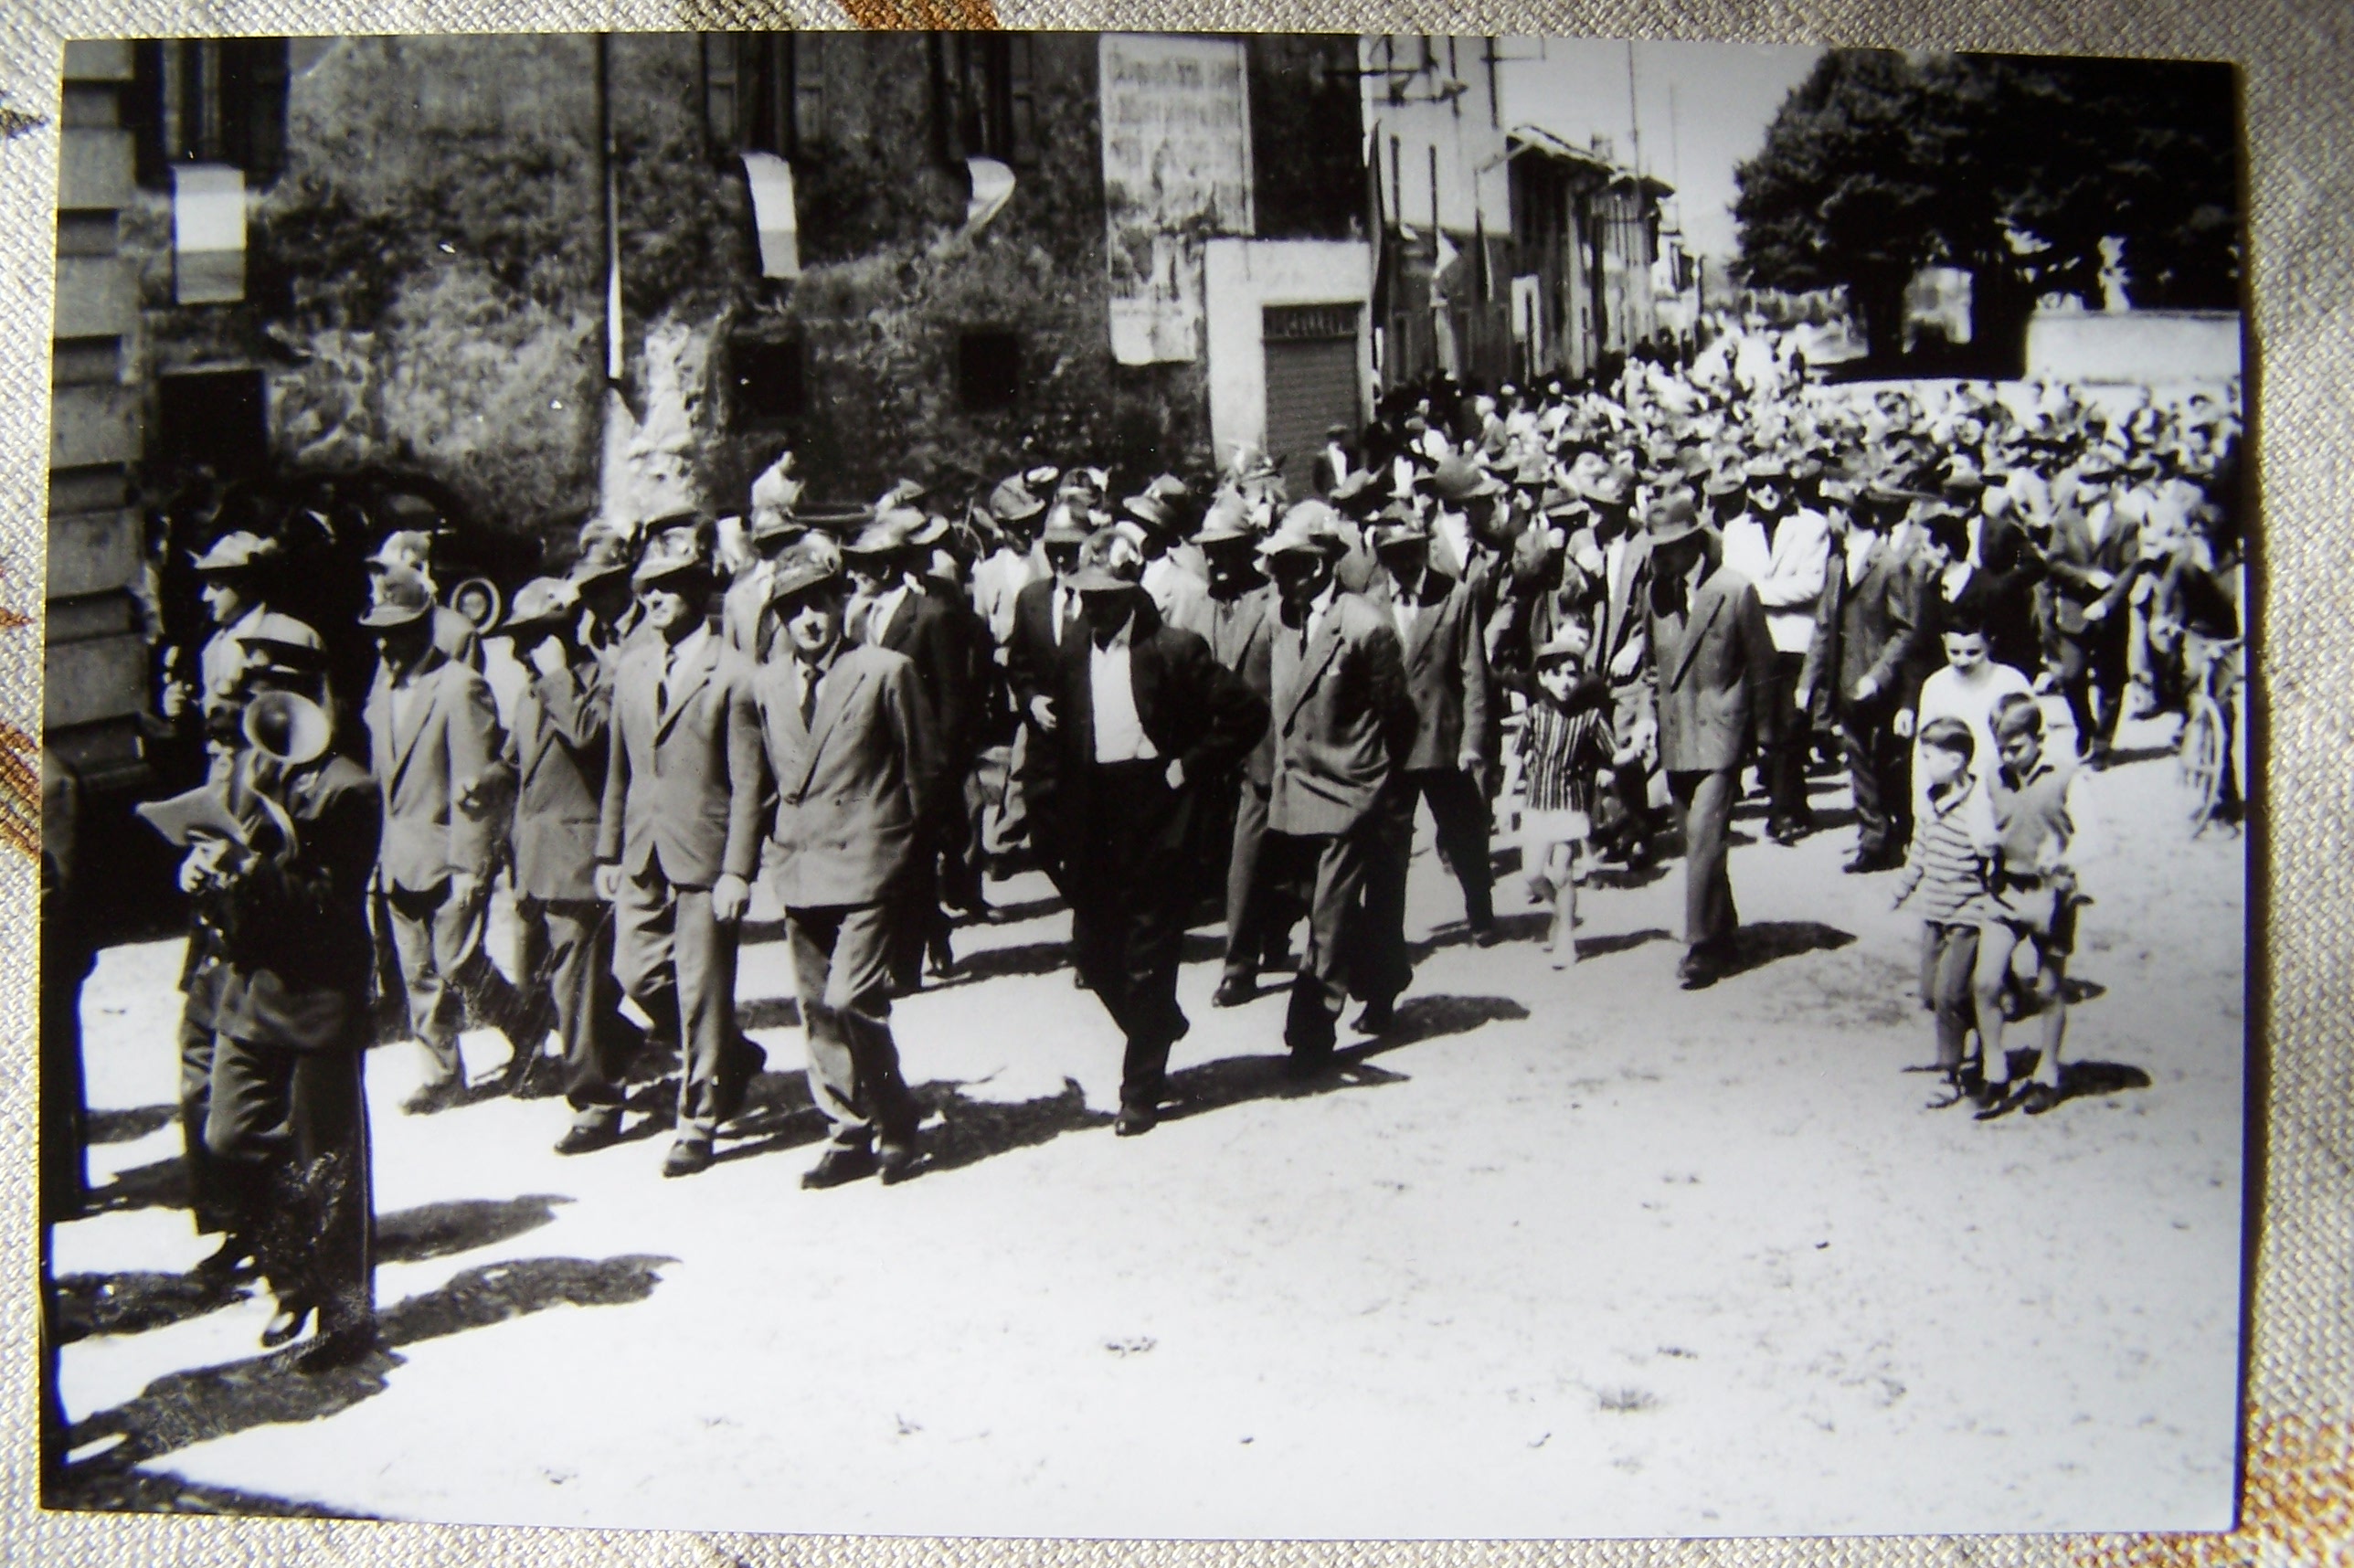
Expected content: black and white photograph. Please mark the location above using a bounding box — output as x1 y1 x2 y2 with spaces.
37 31 2247 1536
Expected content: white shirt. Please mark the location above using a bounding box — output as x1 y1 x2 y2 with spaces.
1088 622 1159 764
1913 659 2038 809
1719 507 1830 655
862 583 910 647
1050 582 1078 646
660 622 711 709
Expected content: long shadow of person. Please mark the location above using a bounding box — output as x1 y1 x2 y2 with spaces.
1712 920 1857 982
911 1075 1114 1176
80 1155 191 1217
1161 994 1531 1127
59 1254 675 1476
56 1194 579 1349
86 1106 177 1146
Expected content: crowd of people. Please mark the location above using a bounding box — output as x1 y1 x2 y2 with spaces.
114 329 2243 1374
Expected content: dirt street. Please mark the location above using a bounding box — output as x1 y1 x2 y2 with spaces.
52 708 2245 1538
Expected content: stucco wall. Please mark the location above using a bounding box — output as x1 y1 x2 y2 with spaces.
1203 238 1373 468
2024 308 2243 385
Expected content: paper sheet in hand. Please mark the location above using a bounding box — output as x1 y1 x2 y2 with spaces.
133 783 250 848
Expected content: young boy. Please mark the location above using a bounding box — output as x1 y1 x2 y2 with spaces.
1971 693 2099 1119
1890 717 1999 1107
1911 606 2036 811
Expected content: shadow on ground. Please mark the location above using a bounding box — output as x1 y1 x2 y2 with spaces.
87 1105 177 1146
377 1194 571 1266
82 1156 189 1216
61 1254 674 1473
1715 921 1857 981
1162 993 1530 1126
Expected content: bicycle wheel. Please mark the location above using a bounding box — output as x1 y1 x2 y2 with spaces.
2180 696 2225 831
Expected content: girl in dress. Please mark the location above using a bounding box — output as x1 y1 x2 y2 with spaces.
1517 623 1615 967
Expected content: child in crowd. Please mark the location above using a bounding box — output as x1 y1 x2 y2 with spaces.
1517 625 1616 967
1911 606 2037 809
1889 717 1999 1108
1970 692 2099 1119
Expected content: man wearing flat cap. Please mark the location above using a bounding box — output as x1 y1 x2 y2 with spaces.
597 529 766 1178
1040 542 1266 1133
497 577 642 1147
1259 502 1419 1062
1639 491 1779 990
362 567 546 1116
726 545 932 1187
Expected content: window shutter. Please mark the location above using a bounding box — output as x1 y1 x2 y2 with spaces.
790 32 825 150
1006 35 1037 166
703 34 742 154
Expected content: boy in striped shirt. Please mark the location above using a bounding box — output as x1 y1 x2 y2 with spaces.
1890 717 1999 1107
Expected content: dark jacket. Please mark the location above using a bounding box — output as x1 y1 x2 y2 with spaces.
215 754 383 1052
1267 589 1418 836
1648 560 1779 774
1363 567 1491 773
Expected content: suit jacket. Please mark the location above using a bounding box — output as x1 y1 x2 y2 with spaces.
1648 561 1779 774
433 604 485 671
1596 531 1654 683
1044 595 1267 842
365 644 508 892
721 565 776 663
1364 568 1490 773
1801 536 1931 712
875 583 981 777
726 642 934 907
1267 590 1418 837
505 654 611 902
216 754 382 1052
1207 585 1278 787
598 627 748 890
2041 503 2140 635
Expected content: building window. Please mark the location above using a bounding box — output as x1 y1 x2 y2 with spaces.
956 331 1022 412
931 35 1037 167
705 34 825 159
729 334 807 422
154 367 269 478
127 39 290 190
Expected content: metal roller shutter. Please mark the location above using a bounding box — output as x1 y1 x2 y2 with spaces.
1262 303 1361 498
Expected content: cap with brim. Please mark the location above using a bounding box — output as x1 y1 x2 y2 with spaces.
1194 494 1257 547
1039 506 1091 547
1122 493 1182 535
193 531 274 575
1744 455 1788 483
1644 493 1706 546
1539 487 1585 520
238 635 330 677
750 511 810 546
1533 630 1587 666
1427 456 1503 503
844 510 921 557
360 567 435 628
1258 502 1346 559
989 476 1046 524
1328 469 1388 516
1702 469 1745 499
768 546 845 609
1372 517 1430 550
365 529 432 572
633 532 716 588
502 577 581 636
1067 562 1138 594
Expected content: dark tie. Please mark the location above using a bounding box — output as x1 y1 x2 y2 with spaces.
654 651 670 716
800 668 819 729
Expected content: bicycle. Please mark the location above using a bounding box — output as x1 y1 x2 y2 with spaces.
2177 634 2243 836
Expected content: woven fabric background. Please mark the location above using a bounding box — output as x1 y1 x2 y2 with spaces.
0 0 2338 1562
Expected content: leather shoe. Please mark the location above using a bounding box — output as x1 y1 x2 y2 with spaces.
1284 1046 1335 1080
293 1323 383 1375
876 1143 920 1185
554 1115 621 1157
1973 1084 2023 1121
2020 1083 2063 1117
1677 948 1727 990
400 1079 462 1117
260 1300 314 1349
662 1136 715 1178
1212 976 1254 1009
192 1234 260 1285
1114 1105 1156 1138
801 1145 878 1190
1352 998 1396 1034
1470 922 1503 948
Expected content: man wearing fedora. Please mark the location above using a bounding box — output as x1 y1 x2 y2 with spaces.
1718 453 1830 844
1361 510 1498 947
1004 502 1096 895
1122 476 1213 640
1259 502 1419 1061
364 529 483 671
1041 544 1266 1132
181 532 327 736
1199 495 1292 1007
726 545 932 1187
1640 491 1779 990
2041 448 2145 767
362 566 546 1115
496 577 643 1148
598 527 766 1178
722 451 809 662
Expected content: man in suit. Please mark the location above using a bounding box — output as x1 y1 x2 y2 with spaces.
1579 469 1658 864
597 529 765 1178
1799 482 1933 874
2041 450 2145 767
845 509 974 985
365 530 482 671
1200 503 1288 1007
496 577 643 1150
1004 504 1094 895
1717 454 1830 844
361 567 543 1115
1959 464 2048 675
1121 482 1214 639
1641 492 1779 990
1361 514 1497 946
1042 549 1266 1133
1260 503 1419 1063
721 455 810 662
191 663 383 1372
726 547 931 1188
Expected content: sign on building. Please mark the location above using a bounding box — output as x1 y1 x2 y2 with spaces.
1099 34 1253 366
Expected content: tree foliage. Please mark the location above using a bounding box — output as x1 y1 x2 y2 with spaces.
1734 50 2240 362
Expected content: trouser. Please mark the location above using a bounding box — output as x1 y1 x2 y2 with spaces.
977 736 1026 863
1836 693 1913 862
2054 618 2130 755
1223 779 1299 982
385 875 540 1088
1919 920 1981 1068
40 915 92 1227
175 964 248 1238
1067 761 1194 1110
1370 766 1495 935
1761 651 1814 830
1598 683 1657 858
942 764 991 913
1666 768 1739 954
1279 790 1414 1055
612 867 753 1139
514 895 637 1113
205 1034 373 1334
786 902 917 1150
